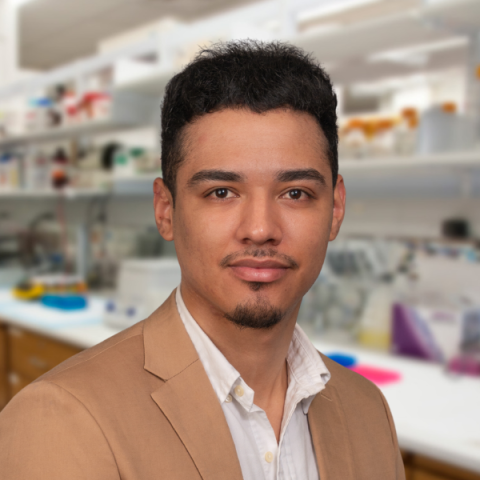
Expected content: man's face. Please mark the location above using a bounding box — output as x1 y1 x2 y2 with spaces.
155 108 345 327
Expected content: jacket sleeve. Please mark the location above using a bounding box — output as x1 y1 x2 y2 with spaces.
0 380 120 479
378 390 406 480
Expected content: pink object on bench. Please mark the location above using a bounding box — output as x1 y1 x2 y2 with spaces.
349 365 402 386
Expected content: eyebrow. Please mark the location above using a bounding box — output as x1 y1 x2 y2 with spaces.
276 168 327 186
187 169 246 187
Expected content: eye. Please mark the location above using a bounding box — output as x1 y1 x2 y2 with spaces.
209 188 234 199
285 189 308 200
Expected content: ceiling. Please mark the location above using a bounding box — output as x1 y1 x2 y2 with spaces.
19 0 258 70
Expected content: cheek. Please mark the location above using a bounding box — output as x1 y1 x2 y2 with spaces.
283 206 332 284
174 205 232 272
284 204 332 251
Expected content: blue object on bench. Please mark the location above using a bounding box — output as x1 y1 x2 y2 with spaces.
326 352 357 368
41 294 88 311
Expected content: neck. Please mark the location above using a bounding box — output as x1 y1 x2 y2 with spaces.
180 283 300 406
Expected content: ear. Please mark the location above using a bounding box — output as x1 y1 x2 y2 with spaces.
153 178 174 241
329 174 346 242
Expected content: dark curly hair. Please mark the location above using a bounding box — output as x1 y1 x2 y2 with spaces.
161 40 338 202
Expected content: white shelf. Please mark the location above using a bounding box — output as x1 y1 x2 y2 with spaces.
0 174 162 199
0 119 136 149
113 173 160 195
340 150 480 173
423 0 480 29
0 91 158 149
293 11 453 66
0 188 110 199
339 150 480 199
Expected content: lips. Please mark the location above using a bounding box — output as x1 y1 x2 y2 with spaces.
228 259 290 283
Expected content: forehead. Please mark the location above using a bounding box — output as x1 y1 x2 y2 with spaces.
180 108 330 179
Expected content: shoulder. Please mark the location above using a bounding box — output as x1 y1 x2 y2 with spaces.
39 319 146 386
319 352 394 426
320 352 384 402
319 352 399 444
0 376 121 479
0 320 148 419
0 317 160 439
7 292 181 413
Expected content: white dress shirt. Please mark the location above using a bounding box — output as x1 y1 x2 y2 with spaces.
176 288 331 480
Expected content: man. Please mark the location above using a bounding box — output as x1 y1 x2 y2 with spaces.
0 41 405 479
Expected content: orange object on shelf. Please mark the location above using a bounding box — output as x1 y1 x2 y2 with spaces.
347 118 364 129
401 107 417 118
362 119 377 140
377 119 394 130
441 102 457 113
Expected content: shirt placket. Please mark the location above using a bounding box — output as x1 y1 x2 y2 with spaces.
231 378 279 480
249 407 278 480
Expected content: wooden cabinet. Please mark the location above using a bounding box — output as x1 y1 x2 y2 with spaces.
411 456 480 480
402 453 480 480
9 327 81 380
412 470 449 480
0 323 82 406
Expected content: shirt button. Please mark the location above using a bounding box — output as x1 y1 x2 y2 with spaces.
264 451 274 463
234 385 244 397
225 394 232 403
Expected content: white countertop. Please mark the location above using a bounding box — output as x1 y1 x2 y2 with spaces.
0 290 120 349
0 291 479 473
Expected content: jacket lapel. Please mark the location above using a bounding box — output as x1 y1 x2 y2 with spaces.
143 291 244 480
308 382 356 480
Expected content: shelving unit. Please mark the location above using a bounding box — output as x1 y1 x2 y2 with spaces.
0 0 477 202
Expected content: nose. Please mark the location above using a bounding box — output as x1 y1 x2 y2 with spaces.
236 192 283 247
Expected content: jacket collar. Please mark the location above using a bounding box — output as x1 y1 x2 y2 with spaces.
143 290 244 480
143 290 199 381
307 354 356 480
143 290 355 480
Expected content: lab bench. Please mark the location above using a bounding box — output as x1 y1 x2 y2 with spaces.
0 293 479 480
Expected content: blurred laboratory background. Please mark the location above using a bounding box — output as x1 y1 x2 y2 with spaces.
1 0 480 478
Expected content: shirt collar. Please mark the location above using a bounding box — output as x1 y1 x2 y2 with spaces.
175 287 330 413
287 326 331 414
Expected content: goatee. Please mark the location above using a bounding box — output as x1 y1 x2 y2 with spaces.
224 296 285 330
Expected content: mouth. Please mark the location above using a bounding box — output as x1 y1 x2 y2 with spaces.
228 259 290 283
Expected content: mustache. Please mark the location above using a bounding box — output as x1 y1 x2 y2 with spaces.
220 248 299 269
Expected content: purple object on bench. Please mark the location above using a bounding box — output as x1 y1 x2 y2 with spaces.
391 303 444 362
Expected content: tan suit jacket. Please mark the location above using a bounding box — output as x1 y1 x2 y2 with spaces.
0 291 405 479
